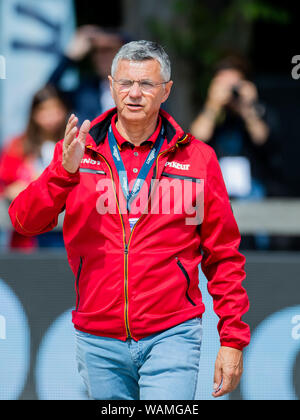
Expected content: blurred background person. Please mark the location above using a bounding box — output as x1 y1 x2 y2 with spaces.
0 84 69 251
190 55 283 202
48 25 129 124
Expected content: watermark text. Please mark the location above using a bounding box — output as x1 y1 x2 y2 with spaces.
291 55 300 80
291 315 300 340
95 177 204 225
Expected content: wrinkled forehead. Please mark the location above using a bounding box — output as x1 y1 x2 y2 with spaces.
114 58 163 80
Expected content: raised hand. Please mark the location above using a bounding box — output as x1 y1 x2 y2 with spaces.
62 115 91 174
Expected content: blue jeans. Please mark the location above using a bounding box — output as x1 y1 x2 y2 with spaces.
75 317 202 400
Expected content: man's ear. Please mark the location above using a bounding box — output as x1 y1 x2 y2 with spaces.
161 80 173 104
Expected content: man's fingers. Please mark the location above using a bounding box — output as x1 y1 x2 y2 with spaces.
64 126 78 147
212 369 241 398
64 116 79 149
212 362 225 397
77 120 91 144
212 373 232 398
63 118 90 163
213 364 222 394
65 114 78 138
67 113 76 129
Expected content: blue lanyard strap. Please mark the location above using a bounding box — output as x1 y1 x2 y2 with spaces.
108 124 165 211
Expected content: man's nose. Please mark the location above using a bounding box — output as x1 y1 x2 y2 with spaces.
128 81 143 98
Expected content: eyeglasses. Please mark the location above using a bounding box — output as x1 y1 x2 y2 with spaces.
112 77 169 92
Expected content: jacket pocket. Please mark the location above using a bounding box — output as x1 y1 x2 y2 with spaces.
75 257 83 311
161 172 202 183
79 168 106 175
176 257 196 307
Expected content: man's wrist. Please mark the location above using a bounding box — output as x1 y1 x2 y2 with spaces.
220 341 244 351
59 161 80 178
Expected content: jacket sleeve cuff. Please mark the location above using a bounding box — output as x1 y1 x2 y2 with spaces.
55 161 80 182
220 341 245 351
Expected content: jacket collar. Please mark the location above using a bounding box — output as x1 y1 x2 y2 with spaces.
85 107 189 150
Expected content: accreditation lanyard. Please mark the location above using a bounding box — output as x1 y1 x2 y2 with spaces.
108 124 165 212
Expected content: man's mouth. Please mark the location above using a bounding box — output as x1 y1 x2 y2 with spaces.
126 103 143 110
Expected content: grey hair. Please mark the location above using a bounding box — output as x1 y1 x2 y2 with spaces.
111 40 171 82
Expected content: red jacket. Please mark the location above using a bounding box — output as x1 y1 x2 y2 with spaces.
8 108 250 350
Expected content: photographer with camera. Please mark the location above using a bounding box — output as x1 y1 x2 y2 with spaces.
48 25 128 124
190 55 272 201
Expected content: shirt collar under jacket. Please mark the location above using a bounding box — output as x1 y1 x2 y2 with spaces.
110 113 162 149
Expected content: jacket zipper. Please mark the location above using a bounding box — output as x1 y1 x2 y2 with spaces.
118 138 190 333
176 257 196 307
85 135 188 337
126 144 177 247
76 256 83 311
123 149 174 333
124 243 130 338
87 148 132 338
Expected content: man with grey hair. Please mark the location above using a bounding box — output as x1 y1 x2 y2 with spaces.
9 40 250 400
111 40 172 82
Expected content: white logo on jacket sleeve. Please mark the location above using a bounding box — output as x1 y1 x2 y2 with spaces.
81 158 101 166
165 161 191 171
